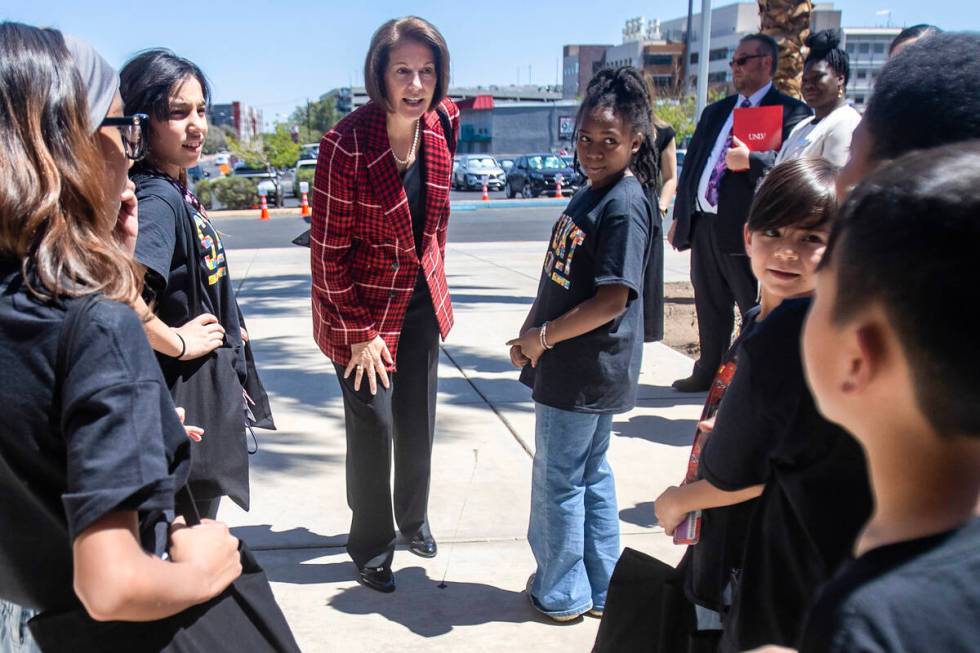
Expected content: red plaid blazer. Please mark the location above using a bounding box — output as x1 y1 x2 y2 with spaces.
310 98 459 368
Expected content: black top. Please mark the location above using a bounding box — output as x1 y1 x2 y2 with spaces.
401 151 427 256
654 125 676 163
799 517 980 653
704 298 872 651
132 173 245 383
683 305 761 612
0 263 189 611
520 174 652 414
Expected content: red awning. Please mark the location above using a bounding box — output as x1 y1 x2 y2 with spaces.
457 95 494 110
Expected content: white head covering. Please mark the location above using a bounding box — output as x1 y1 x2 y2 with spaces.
62 34 119 134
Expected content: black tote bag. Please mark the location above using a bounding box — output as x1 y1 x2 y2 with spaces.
29 297 301 653
591 547 697 653
168 194 276 510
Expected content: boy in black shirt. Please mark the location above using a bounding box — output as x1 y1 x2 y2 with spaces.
654 158 871 649
793 142 980 653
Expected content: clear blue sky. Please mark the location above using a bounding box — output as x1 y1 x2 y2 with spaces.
3 0 973 127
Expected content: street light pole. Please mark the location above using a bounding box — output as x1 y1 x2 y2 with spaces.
695 0 713 121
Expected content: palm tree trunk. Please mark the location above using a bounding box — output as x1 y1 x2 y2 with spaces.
757 0 813 99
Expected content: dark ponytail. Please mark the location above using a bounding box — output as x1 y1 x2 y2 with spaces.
574 66 659 186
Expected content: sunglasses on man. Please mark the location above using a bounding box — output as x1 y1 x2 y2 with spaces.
729 54 768 68
99 113 148 161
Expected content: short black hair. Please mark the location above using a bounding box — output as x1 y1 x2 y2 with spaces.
824 141 980 437
864 33 980 162
741 33 779 75
889 24 942 55
747 157 838 233
805 28 850 86
574 66 659 186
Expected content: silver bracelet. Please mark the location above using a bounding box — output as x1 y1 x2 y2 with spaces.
539 322 554 350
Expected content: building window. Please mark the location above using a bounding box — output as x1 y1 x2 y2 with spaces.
846 43 855 54
859 43 870 54
855 95 865 104
873 42 885 54
708 71 729 83
690 52 699 65
644 54 673 66
652 75 673 87
708 47 729 61
857 70 867 80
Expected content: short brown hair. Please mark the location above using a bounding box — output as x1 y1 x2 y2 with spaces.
364 17 450 112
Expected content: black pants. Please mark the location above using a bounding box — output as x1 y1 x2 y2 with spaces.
690 212 757 381
333 274 440 570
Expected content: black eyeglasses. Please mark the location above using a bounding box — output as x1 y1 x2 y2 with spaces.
99 113 148 161
729 54 768 68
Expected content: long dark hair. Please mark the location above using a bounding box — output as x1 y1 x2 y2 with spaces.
0 22 139 303
120 48 211 185
574 67 659 186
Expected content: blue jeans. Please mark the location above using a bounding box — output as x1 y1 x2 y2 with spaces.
527 403 620 618
0 600 39 653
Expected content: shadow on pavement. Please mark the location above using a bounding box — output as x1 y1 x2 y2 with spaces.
233 524 347 551
619 501 658 528
328 566 539 636
612 414 697 446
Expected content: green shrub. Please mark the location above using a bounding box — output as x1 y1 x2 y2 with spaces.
193 178 213 209
294 167 316 195
213 176 259 210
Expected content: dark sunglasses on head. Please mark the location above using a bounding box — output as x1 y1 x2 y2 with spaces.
99 113 148 161
729 54 768 68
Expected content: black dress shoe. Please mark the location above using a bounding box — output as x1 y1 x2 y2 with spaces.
356 565 395 593
408 533 438 558
672 374 712 393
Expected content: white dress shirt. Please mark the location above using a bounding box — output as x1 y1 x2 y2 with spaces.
696 81 773 214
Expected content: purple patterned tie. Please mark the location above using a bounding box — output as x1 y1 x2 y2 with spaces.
705 98 752 207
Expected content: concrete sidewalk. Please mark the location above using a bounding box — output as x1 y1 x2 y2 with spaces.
220 237 704 652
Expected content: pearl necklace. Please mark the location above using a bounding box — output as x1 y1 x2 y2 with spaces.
391 119 421 167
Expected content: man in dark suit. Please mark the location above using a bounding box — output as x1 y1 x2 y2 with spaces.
669 33 811 391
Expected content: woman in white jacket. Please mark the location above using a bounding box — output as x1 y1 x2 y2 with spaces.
777 29 861 167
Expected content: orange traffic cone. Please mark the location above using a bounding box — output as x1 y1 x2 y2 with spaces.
300 191 311 216
259 193 269 221
481 181 489 201
554 175 563 199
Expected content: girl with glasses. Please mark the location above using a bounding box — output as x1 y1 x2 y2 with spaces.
0 22 243 648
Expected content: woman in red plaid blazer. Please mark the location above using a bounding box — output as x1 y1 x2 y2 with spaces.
310 16 458 593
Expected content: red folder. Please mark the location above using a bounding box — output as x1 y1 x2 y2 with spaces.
733 105 784 152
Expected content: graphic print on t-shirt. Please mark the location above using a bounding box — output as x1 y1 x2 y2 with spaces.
544 213 586 290
193 211 227 286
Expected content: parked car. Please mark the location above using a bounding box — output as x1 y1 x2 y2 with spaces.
292 158 317 197
232 165 283 207
560 154 586 187
497 156 515 174
505 153 579 198
452 154 506 191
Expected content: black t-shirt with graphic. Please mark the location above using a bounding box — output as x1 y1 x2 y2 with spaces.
520 174 652 414
133 173 245 384
0 264 189 611
799 517 980 653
